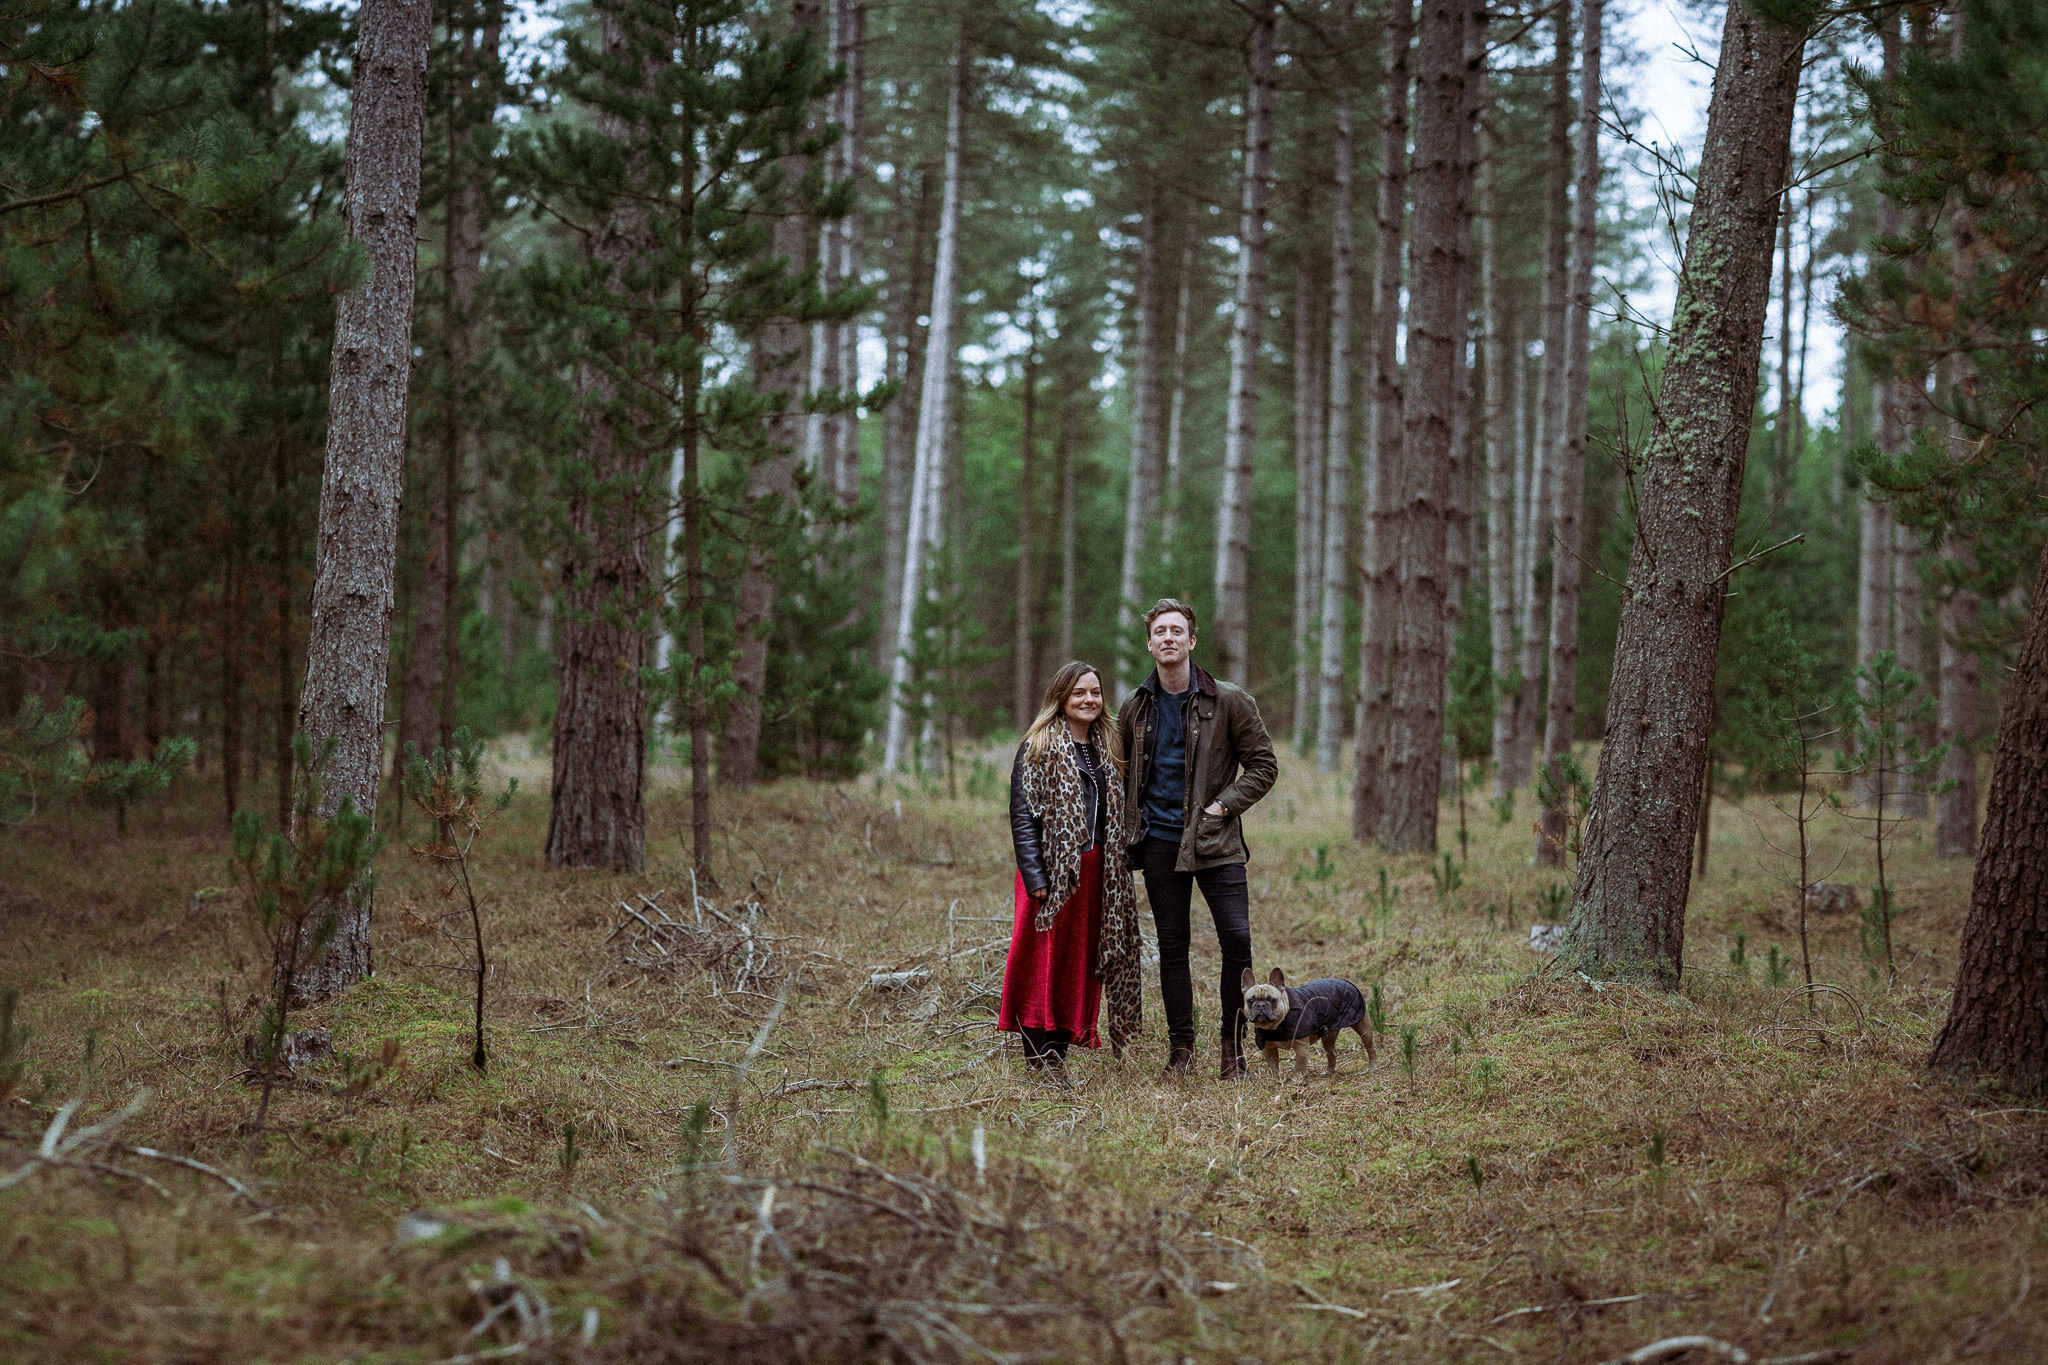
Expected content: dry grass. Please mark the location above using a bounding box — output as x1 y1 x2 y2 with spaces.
2 745 2042 1363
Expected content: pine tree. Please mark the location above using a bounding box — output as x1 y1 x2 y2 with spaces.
1834 0 2048 1092
1558 0 1812 989
513 0 851 873
295 0 433 1002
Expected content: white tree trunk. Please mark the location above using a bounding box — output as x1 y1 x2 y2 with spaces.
1293 257 1325 750
1164 233 1193 546
1315 47 1357 775
882 31 964 773
1118 182 1167 691
1481 126 1523 799
1213 0 1277 678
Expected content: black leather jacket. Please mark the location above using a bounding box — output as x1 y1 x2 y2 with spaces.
1009 737 1104 897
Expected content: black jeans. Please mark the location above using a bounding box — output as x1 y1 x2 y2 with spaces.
1140 838 1252 1048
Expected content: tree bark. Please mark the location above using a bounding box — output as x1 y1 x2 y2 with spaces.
1934 194 1983 857
832 0 867 508
1481 124 1523 800
1118 179 1167 693
1292 254 1324 750
883 30 964 773
1163 231 1193 546
222 543 244 828
1058 405 1076 663
1935 572 1981 857
1315 39 1357 776
1890 509 1929 815
1352 0 1412 843
546 8 659 872
1013 305 1039 727
294 0 432 1000
1559 0 1807 989
1773 181 1796 500
1212 0 1276 679
723 0 822 789
877 164 933 675
1377 0 1471 854
1928 540 2048 1094
398 0 498 798
1535 0 1602 865
1517 0 1574 805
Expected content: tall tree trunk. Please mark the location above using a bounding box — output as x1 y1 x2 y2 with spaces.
1438 0 1485 790
1163 231 1193 546
273 435 297 832
1013 306 1040 726
1935 176 1985 858
1773 182 1796 502
294 0 432 1000
724 0 822 789
1558 0 1807 989
1518 0 1573 797
1059 404 1076 663
1352 0 1412 843
1212 0 1276 679
877 165 933 674
1378 0 1471 854
1535 0 1602 866
883 31 964 773
1935 570 1981 857
1481 125 1523 799
1315 38 1357 775
1927 540 2048 1094
1854 377 1896 810
1292 255 1324 750
832 0 867 508
398 0 497 800
1794 190 1814 495
1118 180 1167 692
222 540 244 827
546 10 661 872
1891 507 1929 815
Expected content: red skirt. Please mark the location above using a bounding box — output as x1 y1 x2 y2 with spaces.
997 847 1104 1049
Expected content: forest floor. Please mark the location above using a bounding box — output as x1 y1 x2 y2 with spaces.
2 743 2039 1363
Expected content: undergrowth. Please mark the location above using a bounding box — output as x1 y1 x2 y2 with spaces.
0 744 2037 1363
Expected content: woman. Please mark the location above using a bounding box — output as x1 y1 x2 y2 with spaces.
1002 660 1143 1070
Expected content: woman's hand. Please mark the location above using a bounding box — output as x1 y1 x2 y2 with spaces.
1030 885 1048 904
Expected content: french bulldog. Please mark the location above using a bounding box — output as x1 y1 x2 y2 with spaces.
1240 966 1375 1076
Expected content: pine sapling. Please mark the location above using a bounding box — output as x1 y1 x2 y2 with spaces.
402 728 516 1071
1838 651 1946 986
231 734 381 1162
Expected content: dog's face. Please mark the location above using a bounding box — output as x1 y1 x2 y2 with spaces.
1240 966 1291 1028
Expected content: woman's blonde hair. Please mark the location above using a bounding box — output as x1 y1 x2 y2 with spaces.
1021 660 1124 773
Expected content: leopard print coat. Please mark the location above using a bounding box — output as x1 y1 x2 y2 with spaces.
1014 736 1144 1055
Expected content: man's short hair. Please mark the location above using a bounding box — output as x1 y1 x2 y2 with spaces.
1144 598 1198 635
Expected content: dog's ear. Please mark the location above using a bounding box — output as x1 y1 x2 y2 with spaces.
1240 967 1255 990
1268 967 1286 987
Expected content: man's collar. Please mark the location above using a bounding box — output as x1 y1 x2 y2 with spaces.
1141 665 1216 697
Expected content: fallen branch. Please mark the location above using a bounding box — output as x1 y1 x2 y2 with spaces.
1606 1337 1750 1365
121 1144 265 1205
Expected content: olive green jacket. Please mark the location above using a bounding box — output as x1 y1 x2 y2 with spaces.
1117 664 1278 873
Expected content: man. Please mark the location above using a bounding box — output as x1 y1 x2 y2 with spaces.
1117 598 1279 1079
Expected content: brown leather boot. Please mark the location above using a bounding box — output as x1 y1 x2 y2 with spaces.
1219 1038 1247 1080
1161 1044 1196 1078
